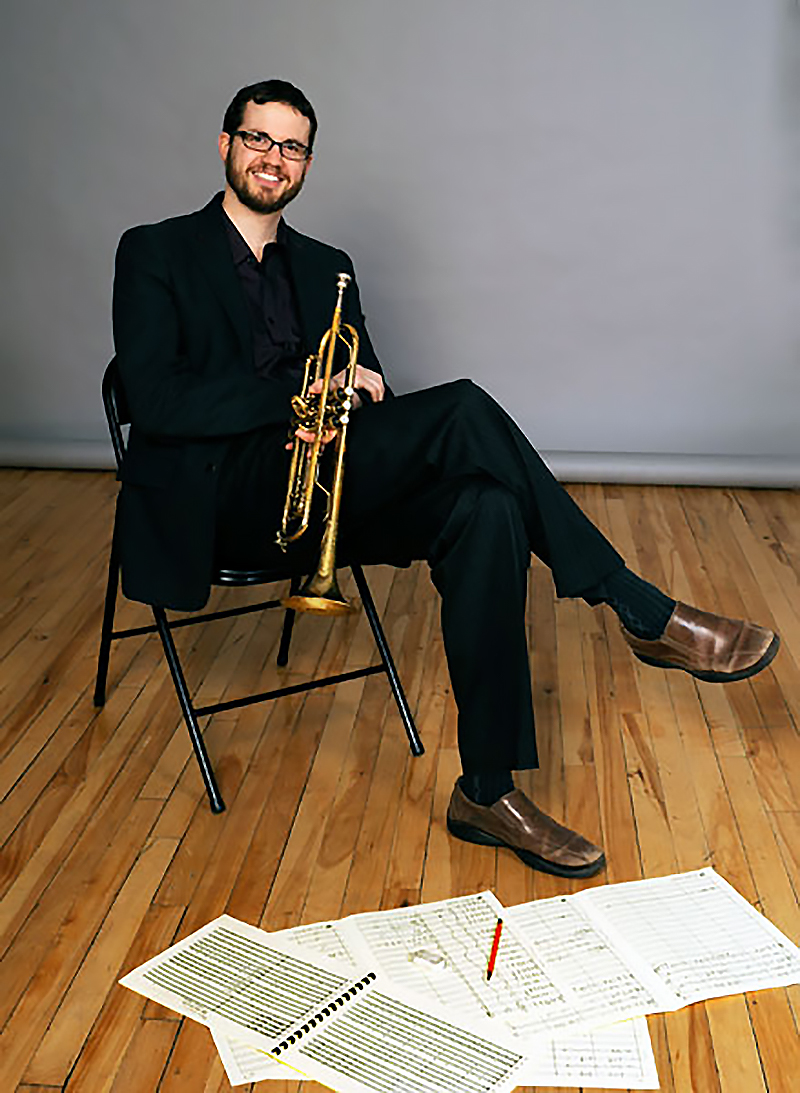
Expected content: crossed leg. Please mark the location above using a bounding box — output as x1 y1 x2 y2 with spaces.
216 379 779 876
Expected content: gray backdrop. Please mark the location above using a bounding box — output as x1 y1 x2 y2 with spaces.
2 0 798 484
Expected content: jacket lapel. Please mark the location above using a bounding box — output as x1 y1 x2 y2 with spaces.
283 223 332 358
189 194 253 366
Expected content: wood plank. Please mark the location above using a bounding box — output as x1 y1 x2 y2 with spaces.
746 988 800 1093
107 1019 179 1093
663 1005 721 1092
0 799 164 1089
24 836 178 1084
0 677 178 951
157 1018 229 1093
707 994 768 1092
53 904 184 1093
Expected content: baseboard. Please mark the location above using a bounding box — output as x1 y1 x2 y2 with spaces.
0 439 797 488
541 451 799 488
0 439 117 470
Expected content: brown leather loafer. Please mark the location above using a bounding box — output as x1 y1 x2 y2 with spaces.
622 602 779 683
446 782 606 878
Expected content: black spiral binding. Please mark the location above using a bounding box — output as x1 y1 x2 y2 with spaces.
271 972 377 1057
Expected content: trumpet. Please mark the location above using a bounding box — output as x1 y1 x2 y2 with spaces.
276 272 359 615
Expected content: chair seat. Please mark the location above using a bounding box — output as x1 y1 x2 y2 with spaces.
215 567 292 587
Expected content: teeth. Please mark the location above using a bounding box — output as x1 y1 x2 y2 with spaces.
255 171 281 182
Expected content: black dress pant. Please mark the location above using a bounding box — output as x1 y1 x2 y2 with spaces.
215 380 624 772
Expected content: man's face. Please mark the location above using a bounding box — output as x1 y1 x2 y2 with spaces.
219 100 312 215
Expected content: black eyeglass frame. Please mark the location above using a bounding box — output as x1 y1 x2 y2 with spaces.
233 129 311 161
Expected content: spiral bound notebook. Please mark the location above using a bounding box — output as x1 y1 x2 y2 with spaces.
266 970 377 1058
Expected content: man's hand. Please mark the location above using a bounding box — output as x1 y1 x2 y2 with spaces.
287 366 384 449
289 425 337 448
308 365 385 407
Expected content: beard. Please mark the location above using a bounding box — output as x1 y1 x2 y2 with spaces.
225 147 307 214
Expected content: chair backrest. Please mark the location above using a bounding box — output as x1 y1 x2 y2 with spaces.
101 357 291 587
102 359 129 471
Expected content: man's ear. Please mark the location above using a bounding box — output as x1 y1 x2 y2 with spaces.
218 131 231 165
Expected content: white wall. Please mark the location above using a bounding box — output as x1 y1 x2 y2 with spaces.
1 0 798 483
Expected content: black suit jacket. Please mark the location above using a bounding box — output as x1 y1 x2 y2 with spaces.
112 193 386 610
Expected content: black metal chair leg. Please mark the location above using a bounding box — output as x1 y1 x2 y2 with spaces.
152 607 226 813
351 564 424 757
277 576 300 667
94 522 121 707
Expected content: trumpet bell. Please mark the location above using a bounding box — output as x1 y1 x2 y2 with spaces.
282 571 357 616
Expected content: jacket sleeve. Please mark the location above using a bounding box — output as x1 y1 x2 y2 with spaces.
113 226 297 439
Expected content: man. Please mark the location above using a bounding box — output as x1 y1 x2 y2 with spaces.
113 80 779 879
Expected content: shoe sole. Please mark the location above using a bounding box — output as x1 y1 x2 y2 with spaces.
634 633 780 684
446 817 607 879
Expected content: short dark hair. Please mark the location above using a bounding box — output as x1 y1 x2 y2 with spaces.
222 80 318 151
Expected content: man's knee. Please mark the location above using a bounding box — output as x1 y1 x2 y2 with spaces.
432 478 527 558
471 479 528 540
450 377 492 407
433 378 501 437
429 478 530 597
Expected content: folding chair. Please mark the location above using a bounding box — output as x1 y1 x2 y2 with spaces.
94 360 423 813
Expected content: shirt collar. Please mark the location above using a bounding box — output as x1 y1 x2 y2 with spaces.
221 207 289 266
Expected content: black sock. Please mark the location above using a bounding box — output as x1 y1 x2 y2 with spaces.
583 567 675 640
459 770 514 806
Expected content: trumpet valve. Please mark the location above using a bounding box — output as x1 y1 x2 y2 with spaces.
291 393 319 428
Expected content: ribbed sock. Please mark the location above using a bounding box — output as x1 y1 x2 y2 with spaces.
459 770 514 806
583 567 675 640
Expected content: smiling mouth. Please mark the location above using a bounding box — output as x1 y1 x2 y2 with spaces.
252 170 284 185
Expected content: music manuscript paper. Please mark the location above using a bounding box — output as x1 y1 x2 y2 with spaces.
121 869 800 1091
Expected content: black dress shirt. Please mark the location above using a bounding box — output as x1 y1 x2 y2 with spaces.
222 210 303 380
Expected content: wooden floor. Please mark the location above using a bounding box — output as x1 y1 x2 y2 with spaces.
1 469 799 1092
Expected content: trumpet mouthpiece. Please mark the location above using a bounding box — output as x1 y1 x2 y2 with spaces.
336 272 351 291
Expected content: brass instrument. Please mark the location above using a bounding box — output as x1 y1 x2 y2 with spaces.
276 272 359 615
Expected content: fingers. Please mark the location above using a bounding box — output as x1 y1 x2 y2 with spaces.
288 426 337 450
307 367 385 402
353 366 385 402
289 365 385 449
308 371 344 395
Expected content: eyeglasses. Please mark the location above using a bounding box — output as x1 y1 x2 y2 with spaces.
234 129 311 161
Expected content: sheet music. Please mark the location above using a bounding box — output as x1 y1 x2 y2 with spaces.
212 908 660 1090
274 918 363 970
342 891 607 1040
209 916 362 1085
520 1018 659 1089
507 892 680 1024
211 1028 299 1085
573 868 800 1005
121 869 800 1092
213 1019 660 1089
210 982 528 1093
120 914 357 1034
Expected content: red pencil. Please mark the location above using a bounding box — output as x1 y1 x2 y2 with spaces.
486 917 503 981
